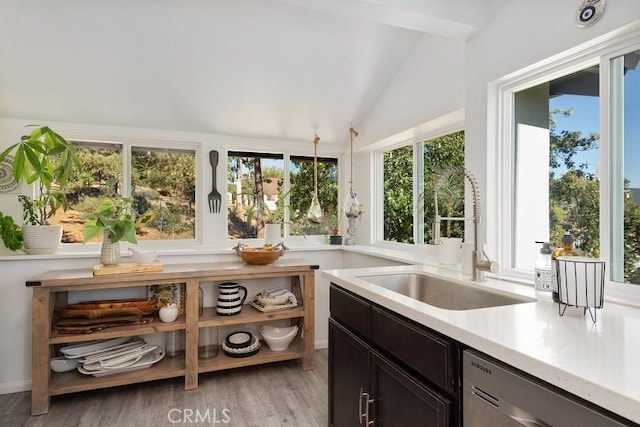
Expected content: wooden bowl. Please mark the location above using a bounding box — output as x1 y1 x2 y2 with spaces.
237 247 283 265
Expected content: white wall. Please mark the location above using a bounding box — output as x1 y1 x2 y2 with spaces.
464 1 640 254
358 33 465 147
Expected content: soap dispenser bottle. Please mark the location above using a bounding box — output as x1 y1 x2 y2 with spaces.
551 224 582 302
534 241 553 294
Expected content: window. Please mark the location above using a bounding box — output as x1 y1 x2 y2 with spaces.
227 151 338 240
289 156 338 235
54 141 196 243
383 145 414 243
227 151 285 239
494 34 640 291
610 49 640 284
382 131 465 244
511 66 601 272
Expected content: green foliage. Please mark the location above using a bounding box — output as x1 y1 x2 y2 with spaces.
382 131 465 244
383 145 414 243
0 212 23 251
548 109 600 257
0 125 80 225
82 197 155 244
289 159 338 234
227 154 338 238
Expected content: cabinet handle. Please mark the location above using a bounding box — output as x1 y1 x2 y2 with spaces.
358 387 366 424
359 387 375 426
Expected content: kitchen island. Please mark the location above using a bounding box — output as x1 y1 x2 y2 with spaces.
322 264 640 424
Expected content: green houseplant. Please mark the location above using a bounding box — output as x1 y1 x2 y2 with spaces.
82 196 155 265
0 125 80 253
327 210 342 245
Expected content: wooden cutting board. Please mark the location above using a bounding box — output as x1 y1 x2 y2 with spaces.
93 261 163 276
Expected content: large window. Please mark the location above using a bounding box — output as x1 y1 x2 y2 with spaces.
611 49 640 284
497 39 640 289
512 66 601 272
53 141 196 243
227 151 338 240
382 131 465 244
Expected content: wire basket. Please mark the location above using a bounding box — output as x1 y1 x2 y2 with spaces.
554 256 605 322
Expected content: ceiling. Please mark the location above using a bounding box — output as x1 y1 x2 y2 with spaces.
0 0 488 145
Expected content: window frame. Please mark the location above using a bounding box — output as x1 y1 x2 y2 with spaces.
489 25 640 304
375 126 465 247
226 149 341 244
64 138 200 248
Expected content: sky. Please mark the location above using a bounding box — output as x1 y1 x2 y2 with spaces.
549 58 640 188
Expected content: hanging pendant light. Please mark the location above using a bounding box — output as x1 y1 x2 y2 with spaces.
344 126 364 219
307 132 323 224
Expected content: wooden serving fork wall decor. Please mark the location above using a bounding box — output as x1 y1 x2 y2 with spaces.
208 150 222 213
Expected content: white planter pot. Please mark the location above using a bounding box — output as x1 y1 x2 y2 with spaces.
159 303 179 323
22 225 63 254
264 223 282 246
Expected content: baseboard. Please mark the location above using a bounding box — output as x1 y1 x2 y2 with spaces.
314 339 328 349
0 379 31 395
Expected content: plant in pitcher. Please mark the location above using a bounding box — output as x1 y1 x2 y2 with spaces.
82 186 155 265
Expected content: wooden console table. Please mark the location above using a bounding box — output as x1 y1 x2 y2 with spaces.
27 258 317 415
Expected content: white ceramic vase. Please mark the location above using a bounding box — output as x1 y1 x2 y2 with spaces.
159 303 179 323
100 231 120 266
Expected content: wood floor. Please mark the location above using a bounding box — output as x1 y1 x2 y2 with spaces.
1 349 328 427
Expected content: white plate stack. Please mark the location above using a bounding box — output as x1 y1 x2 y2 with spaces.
59 336 165 377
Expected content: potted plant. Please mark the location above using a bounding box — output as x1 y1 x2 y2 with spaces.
0 125 80 253
327 211 342 245
82 196 155 265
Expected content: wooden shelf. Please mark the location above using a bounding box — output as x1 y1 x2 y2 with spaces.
28 260 316 415
49 315 186 344
198 337 304 373
198 305 304 328
49 354 186 396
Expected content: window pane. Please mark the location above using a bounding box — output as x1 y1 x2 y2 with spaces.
227 152 284 239
131 147 196 240
513 66 600 270
422 131 465 244
289 156 338 235
54 141 123 243
611 50 640 283
383 145 413 243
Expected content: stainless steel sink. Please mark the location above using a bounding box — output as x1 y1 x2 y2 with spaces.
358 273 535 310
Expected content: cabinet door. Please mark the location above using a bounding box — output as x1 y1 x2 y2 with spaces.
329 319 370 427
370 351 450 427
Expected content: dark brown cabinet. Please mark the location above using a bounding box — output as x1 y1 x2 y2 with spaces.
329 284 460 426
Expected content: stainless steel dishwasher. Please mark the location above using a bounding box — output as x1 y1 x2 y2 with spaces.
463 349 630 426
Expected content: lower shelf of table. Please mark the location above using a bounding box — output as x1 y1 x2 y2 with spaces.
198 337 304 373
48 338 306 396
49 354 186 396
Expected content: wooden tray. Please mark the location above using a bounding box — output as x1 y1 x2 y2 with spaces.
93 261 163 276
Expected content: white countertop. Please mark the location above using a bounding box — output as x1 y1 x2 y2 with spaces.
322 264 640 424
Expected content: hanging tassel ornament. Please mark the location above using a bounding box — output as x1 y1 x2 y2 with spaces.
306 132 323 224
344 126 364 245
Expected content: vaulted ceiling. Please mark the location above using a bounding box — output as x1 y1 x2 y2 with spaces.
0 0 490 145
